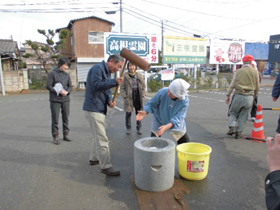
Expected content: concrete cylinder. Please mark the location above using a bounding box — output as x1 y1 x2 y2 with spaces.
134 137 176 192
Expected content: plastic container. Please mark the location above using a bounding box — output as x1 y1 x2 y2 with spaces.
176 142 212 180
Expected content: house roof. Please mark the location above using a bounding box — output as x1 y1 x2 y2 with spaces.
55 15 115 32
0 39 18 58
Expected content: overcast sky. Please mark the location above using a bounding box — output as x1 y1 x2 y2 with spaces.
0 0 279 48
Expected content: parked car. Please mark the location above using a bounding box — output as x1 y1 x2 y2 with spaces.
270 69 279 77
200 67 207 72
148 73 161 82
206 67 217 75
148 70 180 82
175 68 188 76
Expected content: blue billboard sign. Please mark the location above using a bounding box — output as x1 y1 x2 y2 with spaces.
245 43 268 60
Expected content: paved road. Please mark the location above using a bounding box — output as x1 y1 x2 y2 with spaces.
0 78 276 210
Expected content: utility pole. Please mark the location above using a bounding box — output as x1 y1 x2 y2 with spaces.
161 20 163 65
120 0 123 33
0 55 5 96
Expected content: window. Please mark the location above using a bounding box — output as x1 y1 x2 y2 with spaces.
71 34 74 46
88 32 104 44
33 65 41 69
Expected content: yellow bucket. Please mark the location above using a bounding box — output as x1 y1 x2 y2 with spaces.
176 142 212 180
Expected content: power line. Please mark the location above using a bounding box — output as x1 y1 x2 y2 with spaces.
0 0 115 6
123 3 207 36
189 0 258 3
123 9 195 36
139 0 258 21
0 7 116 13
213 14 280 34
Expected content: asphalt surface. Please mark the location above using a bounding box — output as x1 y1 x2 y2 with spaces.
0 77 276 210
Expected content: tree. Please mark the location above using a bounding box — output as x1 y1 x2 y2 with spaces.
23 29 70 74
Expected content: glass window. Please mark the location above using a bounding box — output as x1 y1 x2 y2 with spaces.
71 34 74 46
88 32 104 44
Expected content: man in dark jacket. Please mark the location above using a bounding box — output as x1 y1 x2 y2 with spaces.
272 73 280 134
265 134 280 210
83 54 124 176
46 57 73 145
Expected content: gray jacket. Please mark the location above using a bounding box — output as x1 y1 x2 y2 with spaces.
46 67 73 103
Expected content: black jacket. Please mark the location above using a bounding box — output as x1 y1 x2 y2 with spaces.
46 67 73 103
265 170 280 210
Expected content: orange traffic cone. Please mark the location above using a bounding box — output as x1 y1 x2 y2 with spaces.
244 104 266 143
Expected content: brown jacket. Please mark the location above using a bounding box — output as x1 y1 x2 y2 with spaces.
120 71 146 112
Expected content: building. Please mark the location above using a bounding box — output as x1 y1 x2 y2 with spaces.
268 34 280 72
0 39 29 92
0 39 20 71
56 16 115 88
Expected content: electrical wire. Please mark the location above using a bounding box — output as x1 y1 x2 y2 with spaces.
186 0 258 3
139 0 257 21
123 3 207 36
0 0 115 6
123 10 195 36
0 7 116 13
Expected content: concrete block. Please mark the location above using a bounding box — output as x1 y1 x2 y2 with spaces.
134 137 175 192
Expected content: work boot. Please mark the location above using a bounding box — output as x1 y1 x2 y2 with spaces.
52 133 60 145
101 167 120 176
126 129 131 135
63 130 72 142
226 127 235 136
235 131 242 139
89 160 99 165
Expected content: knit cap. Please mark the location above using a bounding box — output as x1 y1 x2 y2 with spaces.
242 55 254 62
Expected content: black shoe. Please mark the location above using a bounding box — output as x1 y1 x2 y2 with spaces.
235 132 242 139
226 127 235 136
89 160 99 165
126 129 131 135
101 167 120 176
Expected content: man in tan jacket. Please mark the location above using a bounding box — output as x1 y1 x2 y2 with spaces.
226 55 260 139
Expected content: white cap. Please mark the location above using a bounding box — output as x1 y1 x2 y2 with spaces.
168 79 190 100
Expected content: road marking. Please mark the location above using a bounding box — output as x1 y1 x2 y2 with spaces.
114 106 124 111
0 98 47 103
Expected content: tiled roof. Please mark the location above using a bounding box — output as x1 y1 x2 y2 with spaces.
0 39 17 54
56 15 115 32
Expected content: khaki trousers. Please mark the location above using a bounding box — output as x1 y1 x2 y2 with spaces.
84 111 112 169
